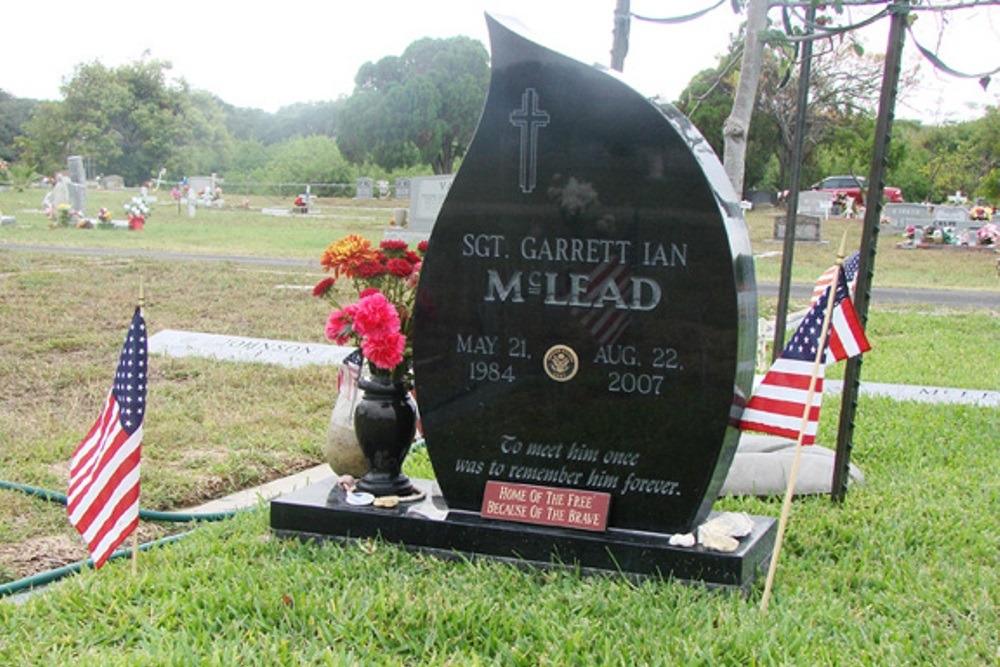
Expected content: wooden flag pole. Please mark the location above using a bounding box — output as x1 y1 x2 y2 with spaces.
132 277 145 575
760 234 847 614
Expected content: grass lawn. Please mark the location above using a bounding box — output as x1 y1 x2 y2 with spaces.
0 188 997 664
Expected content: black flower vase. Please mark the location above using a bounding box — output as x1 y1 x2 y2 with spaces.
353 375 417 497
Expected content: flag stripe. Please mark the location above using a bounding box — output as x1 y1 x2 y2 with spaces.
67 308 146 569
69 430 141 534
742 258 869 446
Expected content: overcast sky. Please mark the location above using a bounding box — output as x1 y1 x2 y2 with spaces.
3 1 998 124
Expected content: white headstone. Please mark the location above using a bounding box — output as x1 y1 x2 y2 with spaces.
933 205 971 229
148 330 353 368
383 174 454 244
67 155 87 214
355 178 373 199
796 191 833 219
882 203 934 230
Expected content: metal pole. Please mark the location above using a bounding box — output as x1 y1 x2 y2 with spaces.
832 2 909 503
772 5 816 360
611 0 631 72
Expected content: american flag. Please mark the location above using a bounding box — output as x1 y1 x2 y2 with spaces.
572 256 632 346
68 308 147 569
337 348 364 404
740 268 869 445
811 250 860 304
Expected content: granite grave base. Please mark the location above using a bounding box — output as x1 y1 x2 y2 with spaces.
271 477 776 593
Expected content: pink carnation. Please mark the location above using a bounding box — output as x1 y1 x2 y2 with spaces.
351 292 400 337
325 309 353 345
362 330 407 370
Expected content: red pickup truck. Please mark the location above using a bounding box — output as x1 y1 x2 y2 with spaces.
811 175 904 205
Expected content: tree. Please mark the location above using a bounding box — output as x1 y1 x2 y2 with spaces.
676 57 779 191
0 90 38 163
717 0 997 195
17 59 231 185
722 0 770 196
755 42 903 187
337 36 489 175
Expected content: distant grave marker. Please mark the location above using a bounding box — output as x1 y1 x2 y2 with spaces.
882 203 933 230
932 205 970 229
355 177 373 199
773 214 823 242
796 191 832 219
383 174 454 244
394 177 411 199
67 155 87 215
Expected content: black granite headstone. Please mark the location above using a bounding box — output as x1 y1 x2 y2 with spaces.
412 14 756 534
271 15 772 588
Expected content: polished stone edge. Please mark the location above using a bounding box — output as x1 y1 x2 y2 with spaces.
270 477 775 592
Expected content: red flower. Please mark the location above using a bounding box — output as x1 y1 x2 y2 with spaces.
359 287 381 299
386 258 414 278
362 330 407 370
417 240 429 254
404 250 421 265
351 292 400 338
355 261 388 279
313 277 336 297
380 239 407 255
325 308 353 345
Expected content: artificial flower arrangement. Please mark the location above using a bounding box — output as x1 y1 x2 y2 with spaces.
976 222 998 245
314 235 427 383
124 196 149 231
970 205 992 221
53 203 78 228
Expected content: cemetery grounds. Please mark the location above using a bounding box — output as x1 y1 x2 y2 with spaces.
0 188 997 665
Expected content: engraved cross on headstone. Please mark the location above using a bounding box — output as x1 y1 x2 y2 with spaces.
509 88 549 194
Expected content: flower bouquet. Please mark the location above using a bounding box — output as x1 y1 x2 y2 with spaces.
976 223 998 246
314 234 427 494
96 207 113 229
970 205 992 222
314 234 427 383
124 196 149 231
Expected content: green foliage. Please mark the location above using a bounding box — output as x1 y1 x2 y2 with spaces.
338 36 489 175
226 135 360 195
224 100 343 144
676 55 779 191
16 59 231 185
2 162 39 191
0 90 38 163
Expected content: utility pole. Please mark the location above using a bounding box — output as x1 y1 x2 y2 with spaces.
611 0 631 72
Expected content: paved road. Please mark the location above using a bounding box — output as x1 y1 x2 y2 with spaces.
756 281 999 308
4 242 999 308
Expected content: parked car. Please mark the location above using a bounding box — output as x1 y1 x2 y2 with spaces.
811 175 904 205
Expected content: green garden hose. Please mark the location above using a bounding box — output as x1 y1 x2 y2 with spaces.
0 479 243 522
1 532 193 599
0 479 245 600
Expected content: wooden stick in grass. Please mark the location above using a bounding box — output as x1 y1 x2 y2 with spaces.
760 235 848 614
133 277 145 576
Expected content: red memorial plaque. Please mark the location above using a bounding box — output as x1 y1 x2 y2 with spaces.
480 481 611 532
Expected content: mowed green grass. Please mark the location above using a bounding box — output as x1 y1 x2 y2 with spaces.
0 188 997 665
2 187 998 289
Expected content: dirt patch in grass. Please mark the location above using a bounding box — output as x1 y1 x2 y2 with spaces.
0 521 183 585
0 535 88 581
